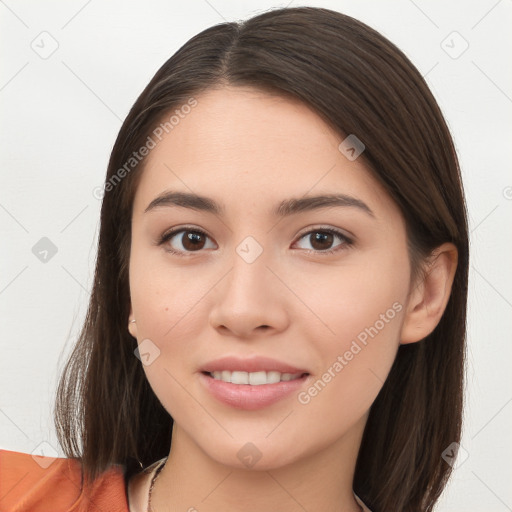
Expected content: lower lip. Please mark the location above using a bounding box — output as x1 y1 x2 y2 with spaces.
199 372 309 410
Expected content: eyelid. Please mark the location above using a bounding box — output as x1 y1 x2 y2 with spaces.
295 223 354 240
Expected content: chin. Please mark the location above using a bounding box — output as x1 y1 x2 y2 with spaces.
200 436 304 471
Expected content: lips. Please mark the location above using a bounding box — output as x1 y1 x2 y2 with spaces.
198 355 311 410
200 355 309 375
199 371 310 410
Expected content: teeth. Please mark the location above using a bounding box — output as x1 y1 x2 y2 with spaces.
231 371 249 384
210 370 304 385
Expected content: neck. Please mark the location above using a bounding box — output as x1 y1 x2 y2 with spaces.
151 416 366 512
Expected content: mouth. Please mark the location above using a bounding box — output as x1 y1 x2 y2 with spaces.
202 370 309 385
198 356 311 409
199 370 311 410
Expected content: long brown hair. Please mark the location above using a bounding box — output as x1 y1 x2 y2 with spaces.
54 7 469 511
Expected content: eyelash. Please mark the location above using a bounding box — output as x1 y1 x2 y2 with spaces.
157 225 354 257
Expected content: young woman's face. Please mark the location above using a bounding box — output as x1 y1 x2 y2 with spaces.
129 86 412 469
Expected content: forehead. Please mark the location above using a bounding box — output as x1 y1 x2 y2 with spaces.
132 86 401 226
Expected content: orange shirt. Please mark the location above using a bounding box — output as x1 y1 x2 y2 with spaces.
0 449 373 512
0 449 130 512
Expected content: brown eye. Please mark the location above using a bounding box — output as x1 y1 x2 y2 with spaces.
180 231 207 251
294 228 353 254
159 228 216 255
309 231 334 250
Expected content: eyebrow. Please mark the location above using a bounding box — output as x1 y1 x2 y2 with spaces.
144 190 375 218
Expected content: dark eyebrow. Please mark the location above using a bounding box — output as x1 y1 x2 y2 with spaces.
144 190 375 218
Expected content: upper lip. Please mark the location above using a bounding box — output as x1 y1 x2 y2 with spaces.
200 356 309 374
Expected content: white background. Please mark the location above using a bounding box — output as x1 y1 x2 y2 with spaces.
1 1 511 510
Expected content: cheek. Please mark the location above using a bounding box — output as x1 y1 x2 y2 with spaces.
129 249 209 341
295 256 407 409
128 251 211 408
129 273 207 420
294 252 407 340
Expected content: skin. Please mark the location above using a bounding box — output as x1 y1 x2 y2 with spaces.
127 86 458 512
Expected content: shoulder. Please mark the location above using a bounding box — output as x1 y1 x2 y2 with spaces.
0 448 130 512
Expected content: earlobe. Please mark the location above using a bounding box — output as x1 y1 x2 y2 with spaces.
128 319 137 338
128 305 137 338
400 242 458 345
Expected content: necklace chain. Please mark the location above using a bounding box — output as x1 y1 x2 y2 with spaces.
145 457 364 512
147 458 166 512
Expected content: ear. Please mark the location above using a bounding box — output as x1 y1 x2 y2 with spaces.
128 305 138 339
400 242 458 345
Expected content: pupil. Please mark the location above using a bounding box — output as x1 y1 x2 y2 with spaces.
313 232 332 250
184 231 204 250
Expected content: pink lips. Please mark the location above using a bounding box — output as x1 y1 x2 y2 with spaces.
198 355 310 410
200 355 308 374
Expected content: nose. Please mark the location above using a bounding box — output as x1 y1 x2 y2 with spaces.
208 244 289 339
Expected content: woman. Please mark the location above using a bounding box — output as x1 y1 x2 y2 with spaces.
0 6 468 512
